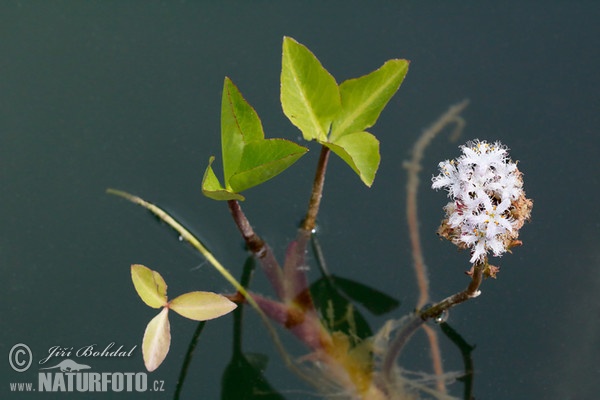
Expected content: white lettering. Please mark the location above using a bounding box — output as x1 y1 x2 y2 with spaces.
112 372 123 392
37 372 148 392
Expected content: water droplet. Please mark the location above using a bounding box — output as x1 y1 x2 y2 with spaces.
434 310 449 324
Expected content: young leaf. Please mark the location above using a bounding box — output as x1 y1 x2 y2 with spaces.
203 77 308 200
323 131 380 187
330 59 409 141
281 36 341 142
169 291 237 321
131 264 168 308
142 307 171 372
202 156 245 201
228 139 307 193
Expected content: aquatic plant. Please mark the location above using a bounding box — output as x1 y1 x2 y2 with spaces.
109 36 532 399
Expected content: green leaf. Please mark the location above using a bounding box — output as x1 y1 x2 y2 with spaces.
330 59 409 141
328 275 399 316
281 36 341 142
221 77 264 184
203 77 308 200
322 131 380 187
142 307 171 372
131 264 168 309
202 156 245 201
169 291 237 321
229 139 307 192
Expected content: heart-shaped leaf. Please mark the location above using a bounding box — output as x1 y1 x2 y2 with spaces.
330 59 409 141
142 307 171 372
131 264 168 308
322 131 380 187
281 36 341 142
169 291 237 321
202 77 307 200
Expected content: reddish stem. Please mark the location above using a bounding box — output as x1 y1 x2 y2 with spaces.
301 146 330 232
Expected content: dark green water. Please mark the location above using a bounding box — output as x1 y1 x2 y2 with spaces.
2 2 599 399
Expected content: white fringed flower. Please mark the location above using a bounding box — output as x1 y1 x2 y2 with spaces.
432 140 532 264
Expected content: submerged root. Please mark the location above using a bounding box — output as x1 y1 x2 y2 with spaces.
371 317 461 400
290 315 460 400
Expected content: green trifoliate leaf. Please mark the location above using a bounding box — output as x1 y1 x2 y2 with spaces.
281 36 341 142
131 264 168 309
142 307 170 372
323 132 380 187
168 291 237 321
330 59 409 141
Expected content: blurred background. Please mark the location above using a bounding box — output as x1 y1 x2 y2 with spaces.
2 2 598 399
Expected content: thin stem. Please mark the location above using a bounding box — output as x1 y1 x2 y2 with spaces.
439 322 475 400
311 233 333 278
382 261 484 390
108 189 249 297
107 189 300 376
302 145 330 232
420 262 484 320
227 200 265 254
173 321 206 400
232 258 256 356
404 99 469 309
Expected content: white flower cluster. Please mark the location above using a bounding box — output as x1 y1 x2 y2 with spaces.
432 140 529 264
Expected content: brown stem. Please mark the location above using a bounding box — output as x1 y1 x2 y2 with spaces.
227 200 265 253
227 199 285 299
420 262 484 320
301 145 330 232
